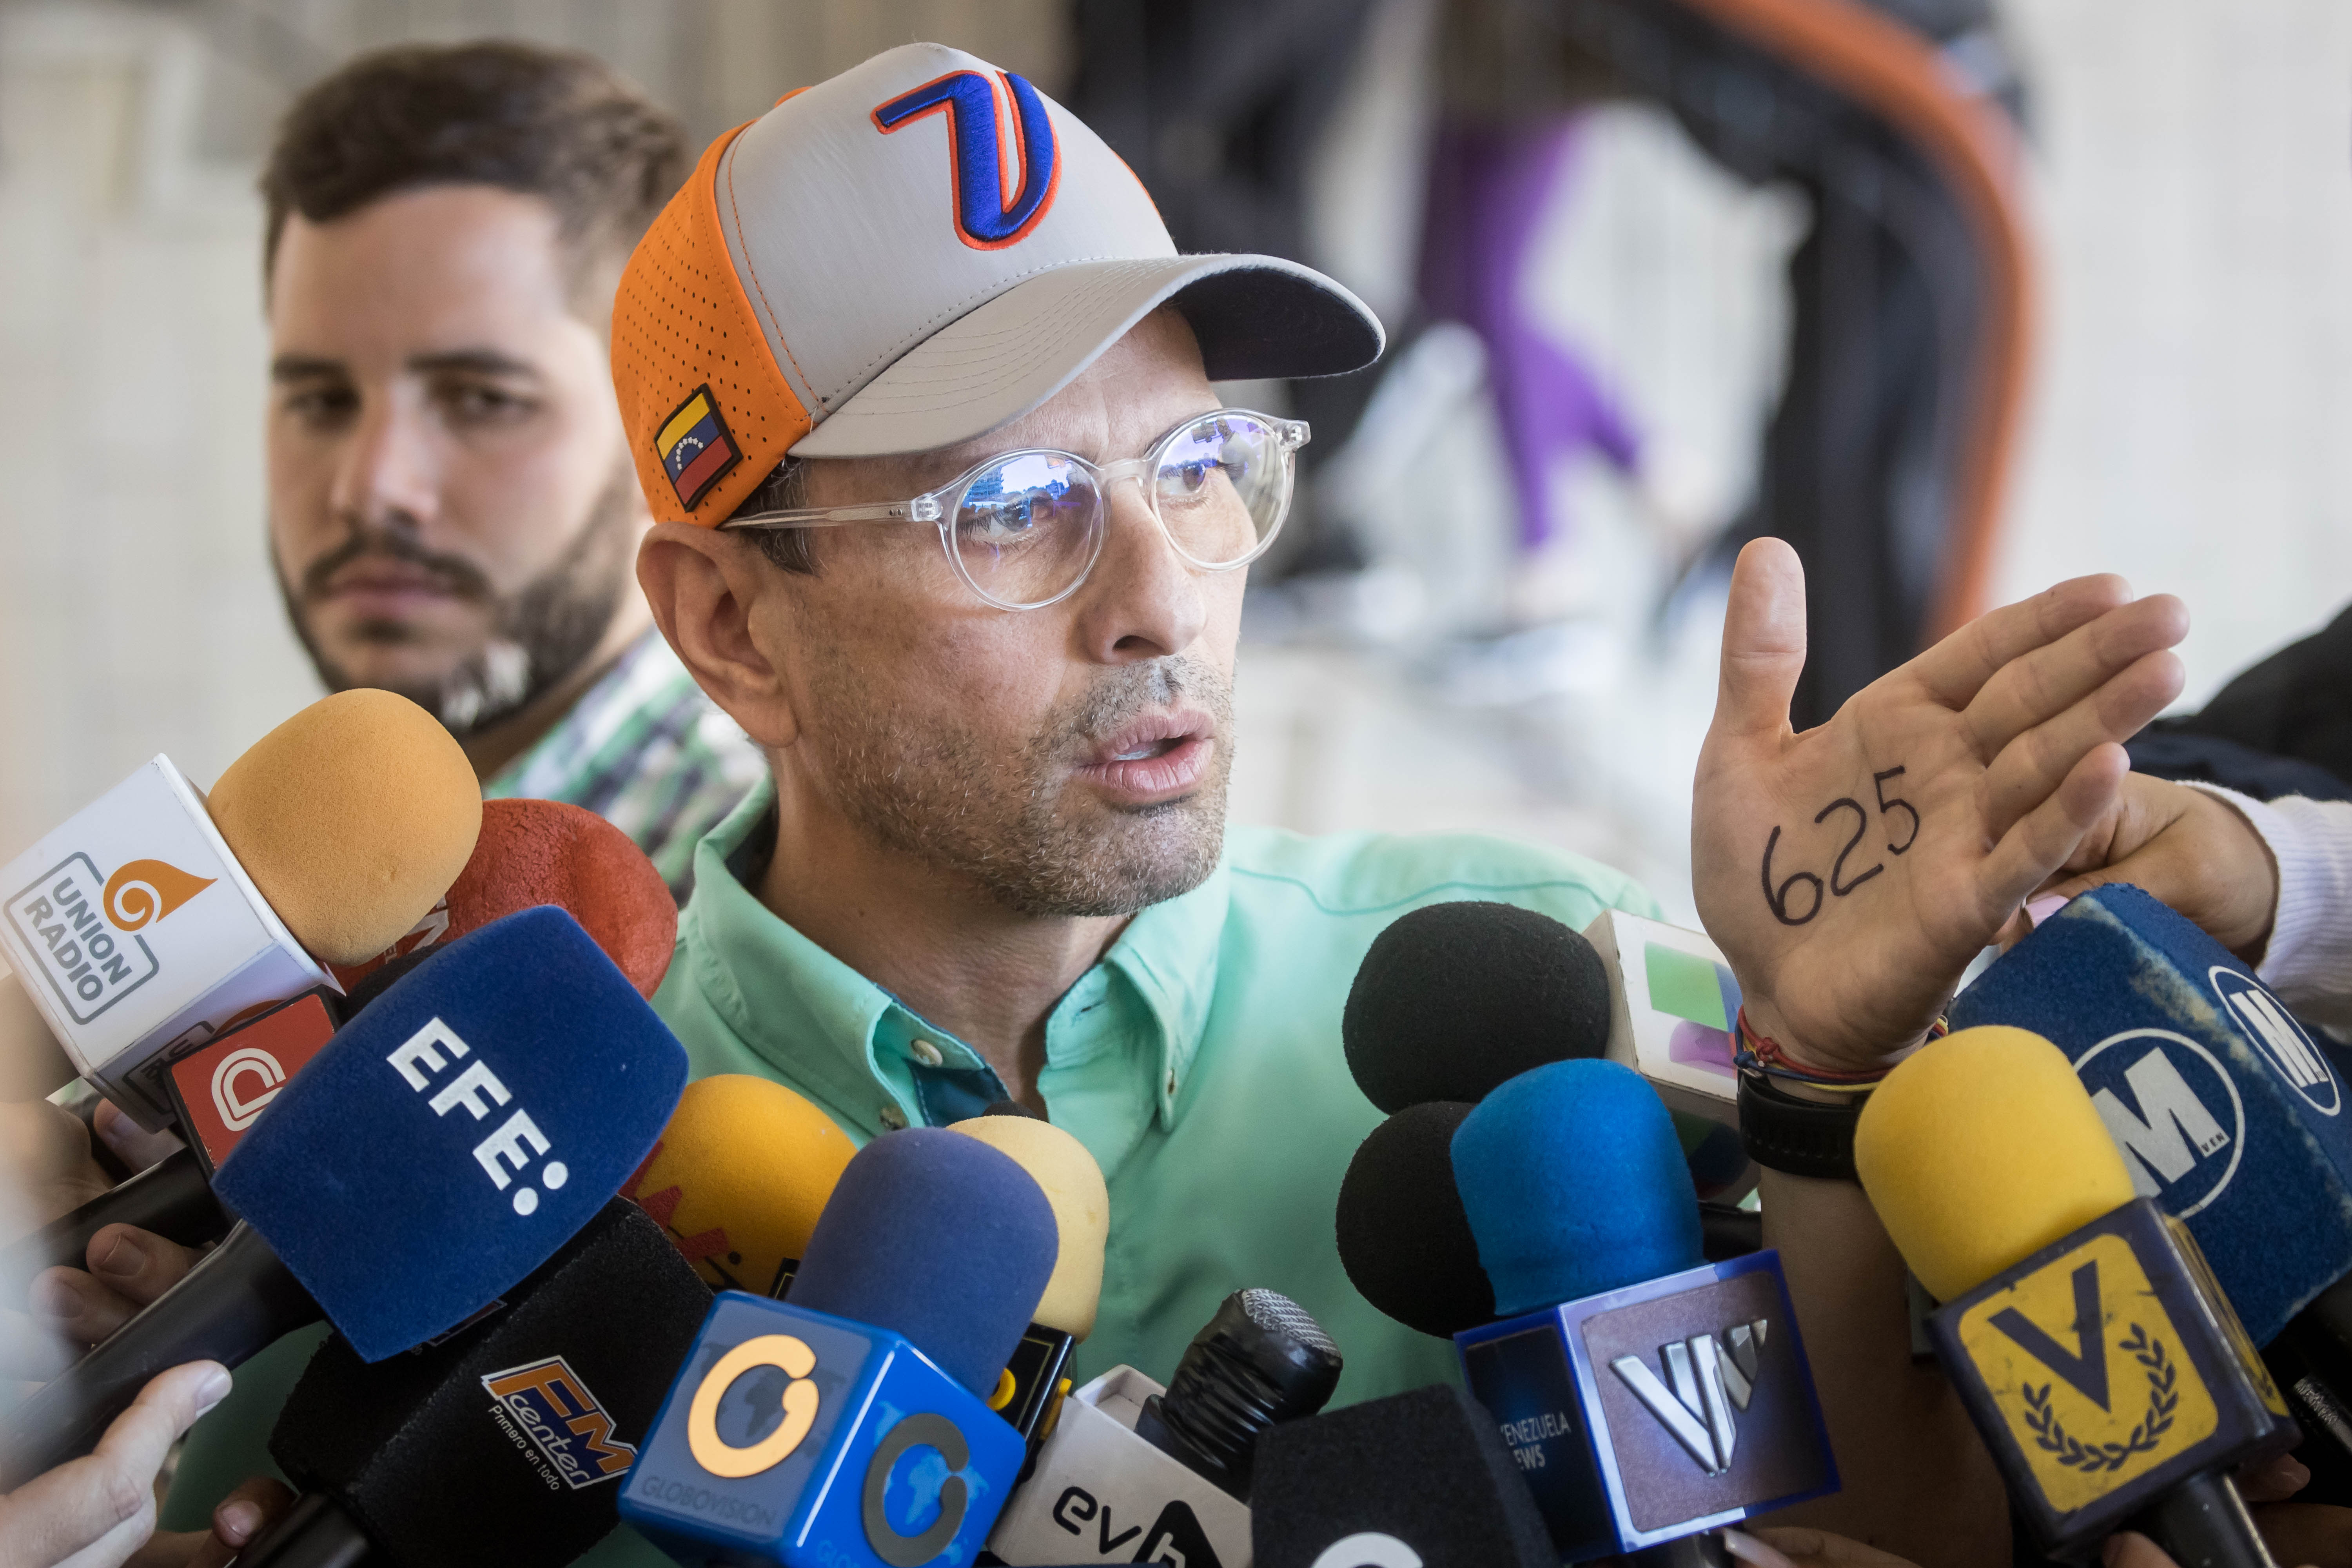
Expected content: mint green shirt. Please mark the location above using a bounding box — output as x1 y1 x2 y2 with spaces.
164 777 1656 1559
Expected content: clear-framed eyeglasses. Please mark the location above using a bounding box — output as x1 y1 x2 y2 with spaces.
721 408 1310 611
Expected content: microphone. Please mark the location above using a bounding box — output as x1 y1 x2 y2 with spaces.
0 906 688 1486
1336 1100 1495 1340
1581 907 1754 1198
947 1112 1108 1464
328 796 680 999
237 1197 713 1568
621 1074 858 1295
1250 1383 1555 1568
986 1289 1341 1568
1449 1059 1837 1563
617 1128 1053 1566
1856 1024 2296 1566
0 690 481 1127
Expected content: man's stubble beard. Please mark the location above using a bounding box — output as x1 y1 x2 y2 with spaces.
807 649 1237 919
276 456 641 739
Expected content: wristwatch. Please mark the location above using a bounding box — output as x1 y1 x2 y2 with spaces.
1737 1069 1868 1182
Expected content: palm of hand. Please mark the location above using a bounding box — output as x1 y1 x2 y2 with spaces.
1693 542 2188 1072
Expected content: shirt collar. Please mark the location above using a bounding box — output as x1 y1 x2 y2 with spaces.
679 774 1232 1136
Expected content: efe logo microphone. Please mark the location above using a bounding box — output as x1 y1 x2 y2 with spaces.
388 1017 569 1216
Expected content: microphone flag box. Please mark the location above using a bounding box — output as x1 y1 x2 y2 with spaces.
1454 1250 1837 1560
1927 1196 2293 1553
161 989 338 1176
987 1364 1252 1568
0 756 333 1128
1949 883 2352 1343
619 1288 1026 1568
1584 910 1757 1202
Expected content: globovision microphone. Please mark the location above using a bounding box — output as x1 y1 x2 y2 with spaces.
622 1074 859 1295
1856 1025 2296 1566
1449 1058 1837 1565
330 796 681 999
236 1197 713 1568
618 1127 1056 1567
948 1113 1109 1465
1249 1383 1555 1568
987 1288 1342 1568
0 689 481 1126
0 905 688 1487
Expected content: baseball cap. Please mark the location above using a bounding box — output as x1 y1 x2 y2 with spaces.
612 42 1383 526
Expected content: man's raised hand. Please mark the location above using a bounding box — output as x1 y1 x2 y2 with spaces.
1693 539 2187 1072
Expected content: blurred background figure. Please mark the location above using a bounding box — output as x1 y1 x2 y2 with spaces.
3 0 2351 929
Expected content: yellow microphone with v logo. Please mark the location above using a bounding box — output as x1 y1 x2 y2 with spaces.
1857 1026 2295 1566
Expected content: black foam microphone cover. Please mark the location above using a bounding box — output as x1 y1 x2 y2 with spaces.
1336 1102 1495 1339
1342 901 1612 1112
266 1198 710 1566
1251 1383 1555 1568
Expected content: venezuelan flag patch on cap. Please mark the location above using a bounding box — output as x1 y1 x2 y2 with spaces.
654 385 741 511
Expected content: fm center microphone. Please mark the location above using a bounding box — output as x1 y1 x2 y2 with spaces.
1856 1025 2296 1566
0 905 688 1486
238 1197 713 1568
986 1289 1341 1568
1449 1059 1836 1564
0 690 481 1126
618 1128 1055 1567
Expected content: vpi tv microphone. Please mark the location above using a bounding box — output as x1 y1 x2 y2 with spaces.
239 1198 712 1568
1250 1383 1555 1568
987 1288 1340 1568
619 1128 1054 1567
1449 1060 1837 1563
1857 1025 2295 1566
0 690 481 1126
0 905 688 1486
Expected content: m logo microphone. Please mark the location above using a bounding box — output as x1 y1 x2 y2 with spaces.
2211 967 2340 1115
871 69 1061 249
2077 1033 2241 1215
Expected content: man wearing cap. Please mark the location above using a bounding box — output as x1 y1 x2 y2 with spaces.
115 43 2187 1565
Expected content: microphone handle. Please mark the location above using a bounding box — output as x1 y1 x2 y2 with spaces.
2133 1470 2278 1568
0 1221 320 1489
2 1147 229 1295
1630 1532 1735 1568
237 1492 374 1568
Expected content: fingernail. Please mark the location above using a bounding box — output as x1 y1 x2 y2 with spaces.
30 1271 91 1323
91 1231 147 1279
194 1363 232 1415
217 1499 261 1543
2281 1454 2311 1487
1721 1530 1797 1568
2027 893 2069 927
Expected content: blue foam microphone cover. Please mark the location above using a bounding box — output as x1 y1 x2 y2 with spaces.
1452 1059 1702 1316
1949 884 2352 1342
787 1127 1057 1397
213 906 688 1360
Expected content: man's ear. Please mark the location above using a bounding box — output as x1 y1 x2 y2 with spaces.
636 522 800 750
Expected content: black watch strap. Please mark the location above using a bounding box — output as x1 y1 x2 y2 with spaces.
1737 1070 1868 1181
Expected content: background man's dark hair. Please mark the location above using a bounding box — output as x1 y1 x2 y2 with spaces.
260 40 686 310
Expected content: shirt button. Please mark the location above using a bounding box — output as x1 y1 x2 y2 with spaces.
911 1038 945 1067
878 1103 909 1131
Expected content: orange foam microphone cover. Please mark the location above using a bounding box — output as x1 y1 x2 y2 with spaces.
205 690 481 966
329 799 677 998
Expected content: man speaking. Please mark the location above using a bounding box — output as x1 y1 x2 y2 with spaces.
99 42 2189 1567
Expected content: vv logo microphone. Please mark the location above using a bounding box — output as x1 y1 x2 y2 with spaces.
1447 1060 1837 1561
619 1129 1054 1566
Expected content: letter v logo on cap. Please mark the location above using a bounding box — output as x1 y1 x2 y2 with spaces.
872 70 1061 249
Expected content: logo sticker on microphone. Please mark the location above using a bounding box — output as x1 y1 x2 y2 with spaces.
2209 967 2340 1116
2074 1029 2244 1218
483 1356 639 1489
4 853 210 1023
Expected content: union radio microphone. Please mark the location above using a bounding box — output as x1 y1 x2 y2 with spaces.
1449 1058 1837 1564
988 1288 1341 1567
0 689 481 1125
1856 1025 2295 1566
0 906 688 1487
618 1128 1055 1566
236 1198 712 1568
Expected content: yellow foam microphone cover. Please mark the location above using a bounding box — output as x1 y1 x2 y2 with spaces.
628 1076 858 1292
949 1115 1109 1340
1855 1025 2137 1303
205 690 482 965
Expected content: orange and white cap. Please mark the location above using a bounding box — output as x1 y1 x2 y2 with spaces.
612 41 1383 525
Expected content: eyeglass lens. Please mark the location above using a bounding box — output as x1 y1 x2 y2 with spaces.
948 413 1290 608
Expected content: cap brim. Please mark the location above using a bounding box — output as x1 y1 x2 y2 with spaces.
788 254 1383 459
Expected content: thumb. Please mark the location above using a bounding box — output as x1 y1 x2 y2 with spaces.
1714 538 1808 743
